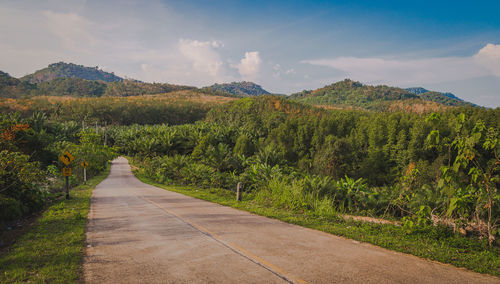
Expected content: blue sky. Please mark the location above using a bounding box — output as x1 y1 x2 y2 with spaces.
0 0 499 106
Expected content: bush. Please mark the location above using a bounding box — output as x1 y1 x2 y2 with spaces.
0 150 48 222
0 195 24 223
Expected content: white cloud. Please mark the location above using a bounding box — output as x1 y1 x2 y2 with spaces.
178 39 224 77
302 43 500 86
272 64 295 78
237 51 261 80
474 43 500 77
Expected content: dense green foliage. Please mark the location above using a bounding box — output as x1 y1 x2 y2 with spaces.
202 81 270 97
103 80 195 97
112 96 499 246
406 87 467 104
0 112 116 224
21 62 123 84
290 79 471 110
0 94 225 125
290 79 417 109
35 78 107 97
0 168 109 282
0 71 36 98
417 91 473 107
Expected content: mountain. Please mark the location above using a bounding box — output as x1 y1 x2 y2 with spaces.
35 77 107 97
289 79 416 110
290 79 474 111
21 62 123 84
0 62 196 98
416 91 473 107
440 92 463 101
0 71 36 98
202 81 270 97
406 87 473 106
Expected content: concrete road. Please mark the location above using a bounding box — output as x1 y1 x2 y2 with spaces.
83 157 499 283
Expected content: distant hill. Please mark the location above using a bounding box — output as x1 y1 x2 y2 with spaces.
21 62 123 84
202 81 270 97
103 80 195 97
289 79 416 110
0 71 36 98
405 87 474 107
35 77 107 97
0 62 196 98
416 91 473 107
289 79 473 111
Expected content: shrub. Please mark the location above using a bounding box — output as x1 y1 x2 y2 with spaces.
0 150 48 222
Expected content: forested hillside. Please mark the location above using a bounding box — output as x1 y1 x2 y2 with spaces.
406 87 464 101
21 62 123 83
102 80 195 97
0 71 36 98
290 79 472 110
202 81 270 97
406 87 474 107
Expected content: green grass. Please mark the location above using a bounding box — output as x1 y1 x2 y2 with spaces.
0 167 109 283
133 171 500 277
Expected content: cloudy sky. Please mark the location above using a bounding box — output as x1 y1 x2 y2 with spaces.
1 0 499 107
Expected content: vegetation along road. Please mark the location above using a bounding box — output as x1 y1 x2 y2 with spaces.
83 157 499 283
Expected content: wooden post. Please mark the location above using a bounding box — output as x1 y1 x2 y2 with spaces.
236 182 242 201
65 176 69 199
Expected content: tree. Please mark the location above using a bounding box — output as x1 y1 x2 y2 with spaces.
430 113 499 246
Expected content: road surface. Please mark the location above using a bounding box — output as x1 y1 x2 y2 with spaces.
83 157 499 283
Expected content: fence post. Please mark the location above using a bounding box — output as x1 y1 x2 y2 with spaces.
236 182 242 201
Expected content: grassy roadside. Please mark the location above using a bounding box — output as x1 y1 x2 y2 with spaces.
131 170 500 277
0 167 110 283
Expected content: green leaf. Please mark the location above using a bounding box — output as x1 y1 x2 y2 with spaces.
446 197 458 217
438 179 445 189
